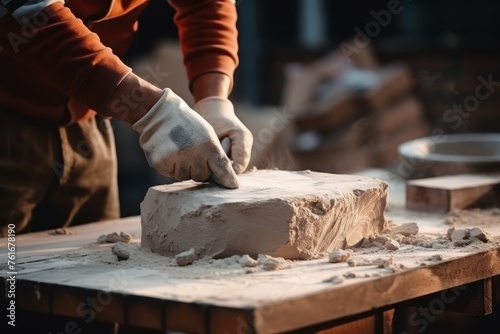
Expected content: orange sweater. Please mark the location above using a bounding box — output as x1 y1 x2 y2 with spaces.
0 0 238 124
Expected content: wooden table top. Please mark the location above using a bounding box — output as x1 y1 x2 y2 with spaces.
2 169 500 333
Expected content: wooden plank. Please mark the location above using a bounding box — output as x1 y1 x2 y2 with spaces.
253 248 500 334
126 295 164 330
406 174 500 212
52 285 88 318
210 307 255 334
321 310 393 334
51 285 125 324
165 301 208 334
9 242 500 334
289 312 377 334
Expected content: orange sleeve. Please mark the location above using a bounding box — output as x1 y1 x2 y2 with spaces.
169 0 239 90
0 2 132 114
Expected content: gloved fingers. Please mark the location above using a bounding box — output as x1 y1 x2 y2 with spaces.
173 161 192 181
190 159 213 183
220 137 232 156
207 148 239 189
228 127 253 174
169 153 211 182
133 89 245 186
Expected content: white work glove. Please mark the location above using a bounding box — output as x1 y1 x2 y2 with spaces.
193 97 253 174
132 89 239 189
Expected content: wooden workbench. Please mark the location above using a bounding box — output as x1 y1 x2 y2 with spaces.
1 170 500 333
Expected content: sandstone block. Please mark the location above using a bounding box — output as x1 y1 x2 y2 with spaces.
140 169 388 260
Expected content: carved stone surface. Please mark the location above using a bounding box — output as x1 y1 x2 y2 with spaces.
140 169 388 260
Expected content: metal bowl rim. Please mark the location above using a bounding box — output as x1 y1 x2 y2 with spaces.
398 133 500 163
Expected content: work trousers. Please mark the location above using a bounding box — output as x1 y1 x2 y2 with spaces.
0 110 119 236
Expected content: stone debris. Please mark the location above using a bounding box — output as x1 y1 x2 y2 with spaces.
347 257 373 267
426 254 443 262
449 228 469 241
323 275 345 284
97 231 133 244
373 257 404 272
343 271 357 278
469 227 491 242
389 222 419 236
384 239 401 251
342 272 371 279
49 227 74 235
351 222 492 252
453 239 473 247
175 248 197 266
97 235 108 243
328 249 353 263
344 256 404 273
258 254 295 271
358 234 404 250
119 232 133 243
371 235 390 247
223 255 242 265
360 237 374 248
111 242 130 261
238 254 258 268
446 227 491 247
244 268 257 274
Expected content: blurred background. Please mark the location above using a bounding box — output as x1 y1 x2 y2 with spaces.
116 0 500 217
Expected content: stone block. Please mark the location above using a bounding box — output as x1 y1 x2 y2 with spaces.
140 169 388 260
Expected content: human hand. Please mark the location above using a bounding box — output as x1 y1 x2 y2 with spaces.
132 89 239 189
193 97 253 173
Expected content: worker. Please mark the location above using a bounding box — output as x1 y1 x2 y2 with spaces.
0 0 253 236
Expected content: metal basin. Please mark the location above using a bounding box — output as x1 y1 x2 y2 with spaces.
397 133 500 179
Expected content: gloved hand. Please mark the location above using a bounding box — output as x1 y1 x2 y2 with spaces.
132 89 239 189
193 97 253 174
